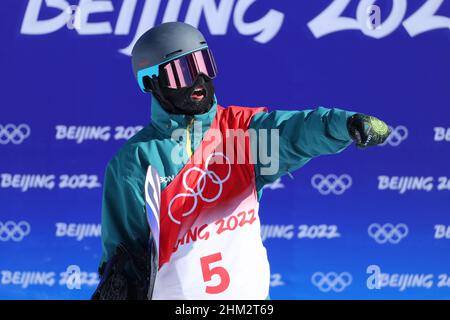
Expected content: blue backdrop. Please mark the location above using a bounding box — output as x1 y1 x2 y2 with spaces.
1 0 449 299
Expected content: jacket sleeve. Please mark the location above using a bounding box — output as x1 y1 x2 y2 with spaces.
249 106 356 194
100 152 149 267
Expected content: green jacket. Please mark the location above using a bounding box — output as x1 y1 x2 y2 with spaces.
100 95 355 265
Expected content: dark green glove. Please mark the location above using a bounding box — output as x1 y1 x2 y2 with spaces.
347 114 391 148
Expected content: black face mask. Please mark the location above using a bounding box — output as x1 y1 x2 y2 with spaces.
152 75 215 116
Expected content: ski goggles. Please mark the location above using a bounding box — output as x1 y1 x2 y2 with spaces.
158 47 218 89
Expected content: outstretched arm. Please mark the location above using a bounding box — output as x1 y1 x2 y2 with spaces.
249 106 390 194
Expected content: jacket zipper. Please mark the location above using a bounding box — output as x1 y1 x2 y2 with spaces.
185 116 194 158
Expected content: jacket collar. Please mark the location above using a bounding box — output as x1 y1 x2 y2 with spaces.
150 94 218 134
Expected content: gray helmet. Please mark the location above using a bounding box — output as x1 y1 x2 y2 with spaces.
131 22 208 92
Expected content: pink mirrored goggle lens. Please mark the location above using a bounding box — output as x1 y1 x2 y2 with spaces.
160 48 218 89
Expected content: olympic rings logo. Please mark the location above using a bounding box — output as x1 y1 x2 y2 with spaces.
311 272 352 293
311 174 352 195
379 125 408 147
0 221 31 242
368 223 408 244
168 152 231 225
0 124 31 145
